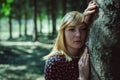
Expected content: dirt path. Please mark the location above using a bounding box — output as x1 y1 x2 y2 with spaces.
0 41 53 80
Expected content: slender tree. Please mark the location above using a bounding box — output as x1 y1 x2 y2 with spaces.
18 16 22 37
1 0 14 39
24 3 28 37
33 0 38 41
45 0 51 38
50 0 57 38
61 0 67 17
12 0 24 37
8 14 12 39
37 0 43 34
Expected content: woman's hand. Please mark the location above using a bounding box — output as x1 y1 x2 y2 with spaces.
83 1 97 25
78 47 90 80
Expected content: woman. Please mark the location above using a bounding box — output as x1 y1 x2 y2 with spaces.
44 1 97 80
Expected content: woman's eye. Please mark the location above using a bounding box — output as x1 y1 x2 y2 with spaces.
68 28 75 31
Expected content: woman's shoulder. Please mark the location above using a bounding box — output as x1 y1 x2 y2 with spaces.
46 55 66 65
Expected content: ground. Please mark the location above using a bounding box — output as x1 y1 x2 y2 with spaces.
0 41 53 80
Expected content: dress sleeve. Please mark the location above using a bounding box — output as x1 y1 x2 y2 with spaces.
44 56 60 80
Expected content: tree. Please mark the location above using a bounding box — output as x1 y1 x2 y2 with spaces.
12 0 24 37
61 0 67 17
50 0 57 38
1 0 14 39
88 0 120 80
33 0 38 41
45 0 51 37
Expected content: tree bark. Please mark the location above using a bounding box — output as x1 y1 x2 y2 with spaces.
51 0 57 38
0 19 1 40
46 1 51 38
33 0 38 41
24 11 28 36
18 16 22 37
62 0 67 17
9 15 12 39
39 13 43 34
88 0 120 80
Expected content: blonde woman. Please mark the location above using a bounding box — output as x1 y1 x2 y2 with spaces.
44 1 97 80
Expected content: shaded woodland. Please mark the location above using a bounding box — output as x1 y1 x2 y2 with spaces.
0 0 88 41
0 0 88 79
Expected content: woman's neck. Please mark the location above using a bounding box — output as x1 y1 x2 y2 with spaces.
67 47 82 58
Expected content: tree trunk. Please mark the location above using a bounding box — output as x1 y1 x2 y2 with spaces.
61 0 67 17
24 12 27 36
9 15 12 39
51 0 57 38
18 17 22 37
39 13 43 34
88 0 120 80
46 1 51 38
33 0 38 41
0 19 1 40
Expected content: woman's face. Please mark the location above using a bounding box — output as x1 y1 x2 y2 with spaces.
65 23 87 50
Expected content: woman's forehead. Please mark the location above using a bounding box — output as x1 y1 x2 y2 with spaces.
67 22 87 28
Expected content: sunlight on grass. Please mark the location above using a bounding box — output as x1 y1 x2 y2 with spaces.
10 65 27 71
0 64 45 80
36 75 44 80
0 64 27 71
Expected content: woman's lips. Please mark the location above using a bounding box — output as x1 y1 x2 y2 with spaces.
74 40 82 42
74 41 82 43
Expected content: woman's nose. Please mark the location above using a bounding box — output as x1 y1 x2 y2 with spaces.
75 30 81 37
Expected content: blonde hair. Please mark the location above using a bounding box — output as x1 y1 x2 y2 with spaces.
44 11 84 61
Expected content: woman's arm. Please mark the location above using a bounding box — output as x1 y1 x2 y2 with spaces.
83 1 97 25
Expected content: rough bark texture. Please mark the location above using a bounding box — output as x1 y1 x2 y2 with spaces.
88 0 120 80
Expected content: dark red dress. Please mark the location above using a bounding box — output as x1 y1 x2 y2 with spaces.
44 55 79 80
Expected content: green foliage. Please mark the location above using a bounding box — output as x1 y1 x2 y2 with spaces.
2 3 11 16
1 0 14 16
6 0 14 3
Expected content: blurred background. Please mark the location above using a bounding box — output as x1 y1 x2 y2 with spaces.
0 0 89 80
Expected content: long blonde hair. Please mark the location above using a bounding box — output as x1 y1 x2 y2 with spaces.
44 11 84 61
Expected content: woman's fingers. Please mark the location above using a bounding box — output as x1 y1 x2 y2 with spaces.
89 1 96 5
84 47 88 54
78 47 90 79
86 5 97 11
78 47 89 65
84 10 96 16
87 1 97 10
84 1 97 17
85 53 89 66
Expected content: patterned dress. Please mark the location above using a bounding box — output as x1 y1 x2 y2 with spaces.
44 55 79 80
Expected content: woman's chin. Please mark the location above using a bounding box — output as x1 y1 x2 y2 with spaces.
74 45 83 49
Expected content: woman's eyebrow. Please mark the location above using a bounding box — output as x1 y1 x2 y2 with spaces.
68 26 75 28
80 27 87 30
79 24 87 29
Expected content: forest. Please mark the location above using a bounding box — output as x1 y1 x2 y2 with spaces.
0 0 88 80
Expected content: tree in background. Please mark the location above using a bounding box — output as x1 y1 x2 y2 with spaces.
37 0 43 34
11 0 24 37
45 0 51 37
2 0 14 39
50 0 58 38
33 0 38 41
61 0 67 17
